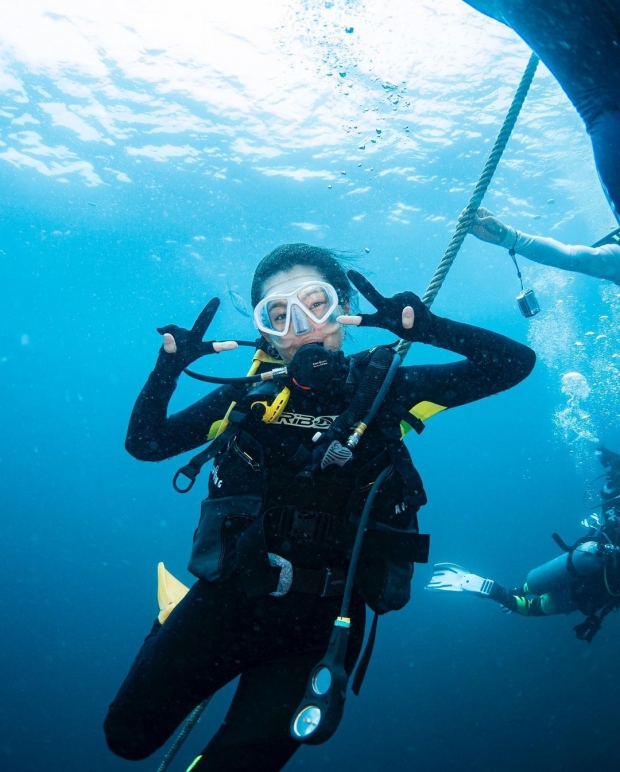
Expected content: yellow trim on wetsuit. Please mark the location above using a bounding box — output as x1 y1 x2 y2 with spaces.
513 596 530 616
401 400 447 437
410 400 447 422
186 755 203 771
206 349 285 440
513 592 556 616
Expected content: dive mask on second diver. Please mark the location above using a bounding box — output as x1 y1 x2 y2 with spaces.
254 280 341 337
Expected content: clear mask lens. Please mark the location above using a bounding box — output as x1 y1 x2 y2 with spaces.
254 281 340 337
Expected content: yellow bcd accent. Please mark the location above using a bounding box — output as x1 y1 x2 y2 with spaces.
251 386 291 423
401 400 447 437
157 562 190 624
186 755 203 772
207 349 285 439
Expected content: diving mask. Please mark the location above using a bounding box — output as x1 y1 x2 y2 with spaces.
254 280 341 337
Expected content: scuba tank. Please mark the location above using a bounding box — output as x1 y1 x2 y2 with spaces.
526 541 605 596
528 446 620 599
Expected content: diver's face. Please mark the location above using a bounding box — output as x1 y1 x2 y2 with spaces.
258 266 348 363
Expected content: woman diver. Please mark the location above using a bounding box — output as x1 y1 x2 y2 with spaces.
104 243 535 771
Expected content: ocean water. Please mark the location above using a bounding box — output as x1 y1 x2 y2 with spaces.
2 2 620 771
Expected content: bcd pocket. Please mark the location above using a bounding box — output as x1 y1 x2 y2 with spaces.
356 526 430 614
188 495 263 582
356 557 415 614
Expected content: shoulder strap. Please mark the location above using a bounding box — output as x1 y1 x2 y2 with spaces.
173 348 286 493
382 400 426 436
172 407 248 493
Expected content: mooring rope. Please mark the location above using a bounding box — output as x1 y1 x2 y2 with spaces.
156 699 212 772
156 51 540 772
397 51 540 357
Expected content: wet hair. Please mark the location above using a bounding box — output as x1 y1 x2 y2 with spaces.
251 243 357 309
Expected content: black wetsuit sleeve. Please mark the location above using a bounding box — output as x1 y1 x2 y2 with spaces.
125 353 236 461
393 315 535 410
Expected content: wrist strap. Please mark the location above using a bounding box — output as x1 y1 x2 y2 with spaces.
508 231 524 291
508 228 520 257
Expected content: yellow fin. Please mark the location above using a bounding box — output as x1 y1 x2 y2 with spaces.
157 562 190 624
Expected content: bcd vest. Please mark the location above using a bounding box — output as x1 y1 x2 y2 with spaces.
186 352 430 614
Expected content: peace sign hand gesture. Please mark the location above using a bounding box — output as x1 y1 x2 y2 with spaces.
337 270 435 342
156 297 237 373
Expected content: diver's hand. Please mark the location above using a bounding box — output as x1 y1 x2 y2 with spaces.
470 207 513 246
156 297 237 373
162 333 236 355
337 269 434 342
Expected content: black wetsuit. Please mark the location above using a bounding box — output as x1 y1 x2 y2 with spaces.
464 0 620 222
104 314 535 771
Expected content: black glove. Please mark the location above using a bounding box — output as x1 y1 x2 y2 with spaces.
347 270 435 342
156 297 222 374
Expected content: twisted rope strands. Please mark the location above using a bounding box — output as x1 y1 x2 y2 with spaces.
156 698 212 772
397 52 540 358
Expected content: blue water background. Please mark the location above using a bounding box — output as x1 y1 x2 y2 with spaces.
2 2 620 770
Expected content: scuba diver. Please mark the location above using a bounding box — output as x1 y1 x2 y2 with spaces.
462 0 620 223
471 207 620 285
427 445 620 643
104 244 535 771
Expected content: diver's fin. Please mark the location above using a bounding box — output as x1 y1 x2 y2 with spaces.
425 563 495 596
157 562 190 624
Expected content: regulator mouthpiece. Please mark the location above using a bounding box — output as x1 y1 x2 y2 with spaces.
287 344 339 391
